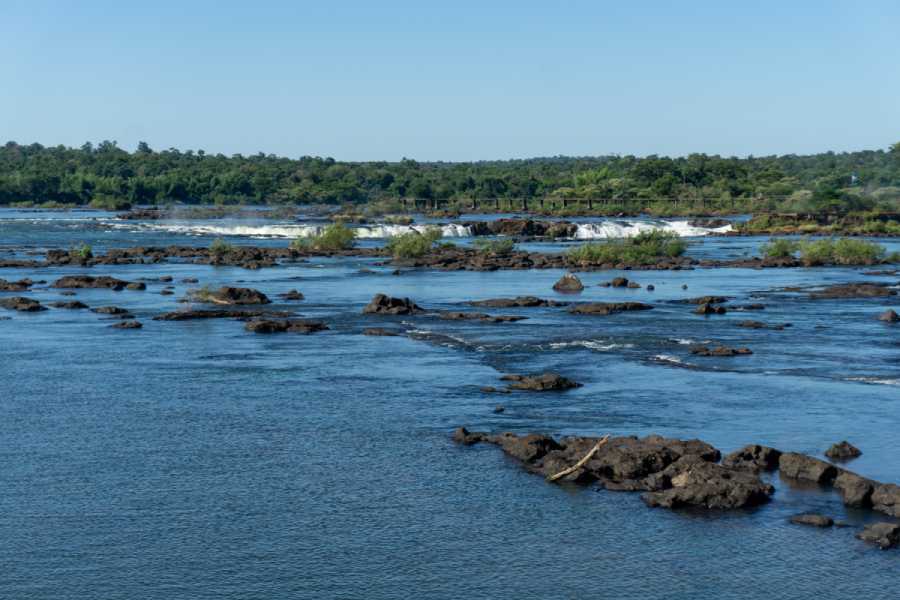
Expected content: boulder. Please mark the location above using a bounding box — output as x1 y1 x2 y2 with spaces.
0 278 32 292
201 286 271 305
825 441 862 461
834 470 876 508
878 309 899 322
695 303 727 315
91 306 131 315
501 373 582 391
244 319 329 334
553 273 584 293
0 297 46 312
278 289 305 301
125 282 146 291
439 311 526 323
569 302 653 315
872 483 900 517
779 452 837 484
856 523 900 549
690 345 752 357
110 320 143 329
52 275 130 290
789 514 834 527
49 301 89 309
362 293 423 315
362 327 402 337
469 296 564 308
722 444 782 472
811 282 896 299
452 427 487 446
681 296 730 305
610 277 630 288
641 461 774 509
491 432 562 462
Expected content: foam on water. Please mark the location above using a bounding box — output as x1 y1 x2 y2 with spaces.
573 220 732 239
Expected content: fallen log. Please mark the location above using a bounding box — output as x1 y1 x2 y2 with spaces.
546 435 610 482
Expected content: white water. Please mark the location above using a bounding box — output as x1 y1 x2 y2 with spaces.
101 218 731 239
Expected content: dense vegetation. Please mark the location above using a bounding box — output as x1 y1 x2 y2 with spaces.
567 231 687 265
2 140 899 215
290 223 356 251
759 237 896 265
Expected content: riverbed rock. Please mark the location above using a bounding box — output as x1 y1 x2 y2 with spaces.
0 296 46 312
49 300 89 309
872 483 900 517
52 275 131 290
736 320 788 330
125 282 146 291
0 278 32 292
779 452 837 484
569 302 653 315
198 286 271 305
856 523 900 549
110 320 143 329
154 309 292 321
833 470 876 508
689 345 752 357
362 327 402 337
790 514 834 527
553 273 584 293
452 426 487 446
681 296 730 305
244 319 328 334
439 311 526 323
641 461 774 509
501 373 582 391
721 444 782 472
491 432 563 462
469 296 565 308
825 441 862 461
362 293 423 315
878 309 899 322
695 303 727 315
811 282 896 299
278 290 305 301
91 306 131 315
610 277 630 288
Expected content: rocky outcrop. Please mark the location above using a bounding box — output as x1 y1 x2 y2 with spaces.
552 273 584 293
52 275 131 290
91 306 131 315
0 296 46 312
110 320 143 329
736 320 789 330
196 286 271 305
362 327 403 337
778 452 837 484
49 300 89 309
278 290 305 301
469 296 565 308
680 296 730 305
834 470 876 508
695 303 727 315
825 441 861 460
154 309 292 321
244 319 329 334
872 483 900 517
569 302 653 315
790 514 834 527
439 311 526 323
641 461 774 509
856 523 900 549
501 373 582 391
689 345 752 357
362 294 423 315
721 444 782 472
0 278 32 292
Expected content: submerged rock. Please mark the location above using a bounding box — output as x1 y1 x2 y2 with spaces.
811 282 896 299
878 309 899 322
469 296 565 308
154 309 291 321
856 523 900 549
110 320 143 329
680 296 730 305
501 373 582 391
552 273 584 293
49 300 89 309
779 452 837 484
362 327 402 337
91 306 131 315
569 302 653 315
439 311 526 323
689 345 752 357
362 293 423 315
125 282 146 291
790 514 834 528
244 319 328 334
278 289 305 301
825 441 862 461
695 303 727 315
0 296 46 312
0 278 32 292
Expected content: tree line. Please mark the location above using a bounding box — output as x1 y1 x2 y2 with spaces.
1 140 899 214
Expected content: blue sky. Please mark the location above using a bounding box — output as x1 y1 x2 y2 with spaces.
2 0 898 161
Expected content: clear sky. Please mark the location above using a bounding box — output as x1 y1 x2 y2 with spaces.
2 0 898 161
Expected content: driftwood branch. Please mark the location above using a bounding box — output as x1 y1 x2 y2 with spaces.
546 435 610 482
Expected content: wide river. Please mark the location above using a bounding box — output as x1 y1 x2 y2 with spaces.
1 210 899 598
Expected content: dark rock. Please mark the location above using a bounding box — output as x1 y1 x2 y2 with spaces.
52 275 130 290
610 277 630 288
154 309 291 321
480 386 510 394
493 405 505 414
200 286 271 305
49 301 89 309
878 309 899 322
825 441 862 461
856 523 900 549
646 284 655 291
779 452 837 484
0 297 46 312
244 319 329 334
641 461 774 509
91 306 131 315
834 470 876 508
452 427 487 446
110 320 143 329
439 311 526 323
182 277 199 284
790 514 834 527
362 293 423 315
0 278 32 292
569 302 653 315
469 296 565 308
736 320 788 330
695 303 727 315
681 296 730 305
160 290 174 296
689 345 752 357
125 282 146 291
279 289 305 301
722 444 782 472
491 432 562 462
502 373 582 391
872 483 900 517
553 273 584 293
362 327 402 337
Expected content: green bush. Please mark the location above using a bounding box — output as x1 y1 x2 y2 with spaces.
759 238 799 258
386 227 443 259
209 238 234 258
473 238 515 255
291 223 356 251
796 237 886 266
88 195 132 210
70 243 93 260
567 230 687 265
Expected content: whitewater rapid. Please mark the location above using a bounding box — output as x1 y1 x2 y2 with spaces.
101 219 732 239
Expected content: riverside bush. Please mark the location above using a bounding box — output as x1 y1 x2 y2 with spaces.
291 223 356 251
567 230 687 265
386 227 442 259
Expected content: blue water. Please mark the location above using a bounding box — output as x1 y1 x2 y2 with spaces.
1 210 899 598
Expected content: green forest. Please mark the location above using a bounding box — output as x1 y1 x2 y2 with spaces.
2 140 899 215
